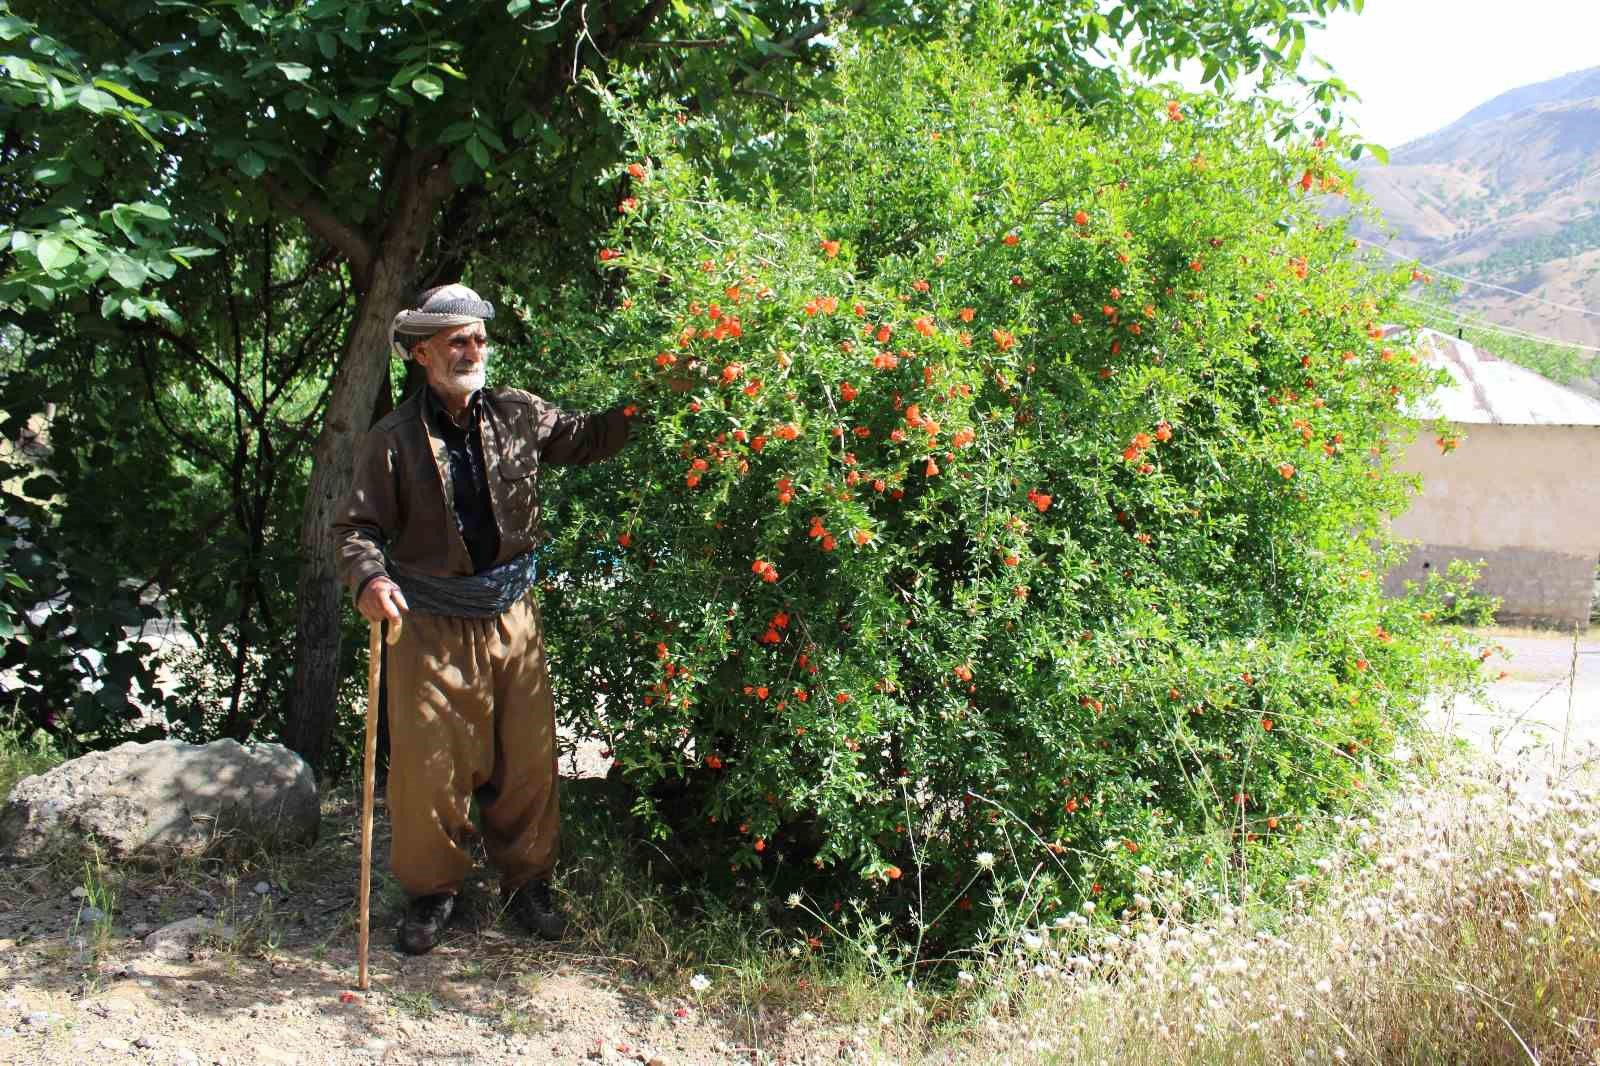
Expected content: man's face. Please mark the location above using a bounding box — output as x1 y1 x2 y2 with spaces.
413 322 489 403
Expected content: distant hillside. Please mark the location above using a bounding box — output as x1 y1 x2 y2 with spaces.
1352 66 1600 387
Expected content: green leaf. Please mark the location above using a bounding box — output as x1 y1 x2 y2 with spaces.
316 32 337 59
412 73 444 100
1363 142 1389 165
278 62 313 82
34 235 78 271
123 202 170 221
32 161 72 185
2 55 44 86
507 0 532 14
237 150 267 178
91 78 153 107
76 86 118 114
107 256 147 289
464 135 491 170
435 61 466 80
0 14 30 41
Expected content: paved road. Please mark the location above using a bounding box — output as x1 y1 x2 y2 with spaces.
1428 629 1600 774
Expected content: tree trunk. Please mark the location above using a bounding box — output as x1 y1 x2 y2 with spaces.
282 264 410 771
283 166 452 772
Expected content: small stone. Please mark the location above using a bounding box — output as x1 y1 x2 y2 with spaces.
0 1027 13 1039
253 881 271 896
99 1038 132 1053
78 905 106 923
362 1038 391 1053
71 886 88 899
131 922 153 936
144 916 235 959
136 1034 158 1049
176 1049 201 1066
22 1010 51 1028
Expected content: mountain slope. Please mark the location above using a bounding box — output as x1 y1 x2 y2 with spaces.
1353 66 1600 363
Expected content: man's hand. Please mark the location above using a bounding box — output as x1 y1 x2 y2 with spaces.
357 576 409 626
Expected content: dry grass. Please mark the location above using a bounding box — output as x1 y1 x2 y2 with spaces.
843 755 1600 1065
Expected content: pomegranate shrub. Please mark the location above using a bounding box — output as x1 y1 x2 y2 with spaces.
533 39 1486 941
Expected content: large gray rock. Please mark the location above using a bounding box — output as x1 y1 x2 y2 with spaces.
0 739 318 858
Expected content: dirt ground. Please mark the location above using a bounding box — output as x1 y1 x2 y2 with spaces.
1429 627 1600 775
3 627 1595 1066
0 778 879 1066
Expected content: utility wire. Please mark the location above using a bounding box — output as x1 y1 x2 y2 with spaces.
1400 296 1600 354
1355 235 1600 320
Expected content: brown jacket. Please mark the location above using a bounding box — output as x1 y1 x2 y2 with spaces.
333 385 631 595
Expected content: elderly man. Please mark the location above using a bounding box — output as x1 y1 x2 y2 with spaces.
334 284 634 954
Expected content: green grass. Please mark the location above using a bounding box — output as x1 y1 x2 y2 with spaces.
0 726 63 797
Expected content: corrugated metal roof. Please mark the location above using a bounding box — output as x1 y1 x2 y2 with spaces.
1403 327 1600 427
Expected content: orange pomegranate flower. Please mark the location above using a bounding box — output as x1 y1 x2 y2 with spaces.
992 329 1015 352
819 239 840 257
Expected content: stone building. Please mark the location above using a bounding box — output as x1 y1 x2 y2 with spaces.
1384 328 1600 628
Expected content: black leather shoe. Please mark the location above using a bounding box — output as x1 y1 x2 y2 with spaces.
505 881 568 940
397 892 456 955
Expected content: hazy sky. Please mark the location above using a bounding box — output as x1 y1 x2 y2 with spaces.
1305 0 1600 149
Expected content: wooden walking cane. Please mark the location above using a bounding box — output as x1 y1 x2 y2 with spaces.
358 614 401 991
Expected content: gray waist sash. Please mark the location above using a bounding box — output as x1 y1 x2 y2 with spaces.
389 551 539 618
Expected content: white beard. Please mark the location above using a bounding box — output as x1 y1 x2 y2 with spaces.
437 362 487 400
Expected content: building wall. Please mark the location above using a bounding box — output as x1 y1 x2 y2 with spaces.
1385 422 1600 627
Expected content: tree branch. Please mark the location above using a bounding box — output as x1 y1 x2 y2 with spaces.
259 175 375 291
733 0 870 84
129 320 261 424
616 0 672 42
628 37 734 49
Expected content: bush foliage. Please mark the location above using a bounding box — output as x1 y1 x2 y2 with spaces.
540 36 1483 937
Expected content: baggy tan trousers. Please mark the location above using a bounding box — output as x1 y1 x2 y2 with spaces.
385 594 558 898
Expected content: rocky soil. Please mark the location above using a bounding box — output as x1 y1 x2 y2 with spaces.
0 785 875 1066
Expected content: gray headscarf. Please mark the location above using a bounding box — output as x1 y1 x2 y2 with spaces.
390 283 496 360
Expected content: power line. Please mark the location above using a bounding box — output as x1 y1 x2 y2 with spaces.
1401 296 1600 354
1354 235 1600 321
